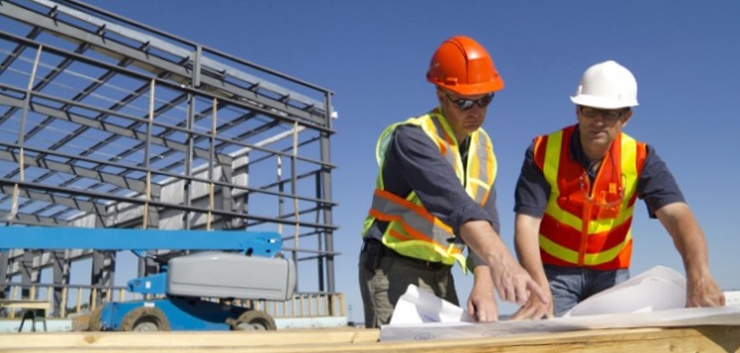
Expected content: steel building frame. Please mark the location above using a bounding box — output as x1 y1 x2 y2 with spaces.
0 0 338 315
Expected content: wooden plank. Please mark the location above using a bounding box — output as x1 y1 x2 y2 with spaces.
0 299 51 311
0 326 738 352
0 328 379 349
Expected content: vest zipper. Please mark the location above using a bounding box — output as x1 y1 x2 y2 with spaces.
578 172 590 266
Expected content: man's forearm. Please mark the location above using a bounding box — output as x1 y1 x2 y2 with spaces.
657 203 711 278
459 220 510 268
514 214 548 284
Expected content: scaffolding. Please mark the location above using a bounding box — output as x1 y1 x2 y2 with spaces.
0 0 338 316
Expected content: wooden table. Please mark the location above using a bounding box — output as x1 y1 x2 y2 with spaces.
0 325 738 352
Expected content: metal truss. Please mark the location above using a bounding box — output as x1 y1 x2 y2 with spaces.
0 0 338 314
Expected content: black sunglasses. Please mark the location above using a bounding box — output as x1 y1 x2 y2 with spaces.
443 91 495 111
579 106 627 121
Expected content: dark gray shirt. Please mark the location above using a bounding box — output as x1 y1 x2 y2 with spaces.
514 125 685 218
364 122 500 269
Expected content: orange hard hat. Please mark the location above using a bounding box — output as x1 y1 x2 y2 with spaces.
426 36 504 96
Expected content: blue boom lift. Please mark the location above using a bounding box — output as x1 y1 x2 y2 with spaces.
0 227 296 331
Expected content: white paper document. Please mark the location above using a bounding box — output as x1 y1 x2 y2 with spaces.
563 265 687 317
389 282 472 325
380 266 740 342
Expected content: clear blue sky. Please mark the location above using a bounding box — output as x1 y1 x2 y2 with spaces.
93 0 740 320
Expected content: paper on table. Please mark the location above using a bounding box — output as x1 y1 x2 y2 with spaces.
389 265 686 325
389 284 472 325
380 265 731 342
563 265 687 317
380 305 740 341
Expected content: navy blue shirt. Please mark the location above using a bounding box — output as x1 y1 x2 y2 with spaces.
514 125 685 218
364 119 500 269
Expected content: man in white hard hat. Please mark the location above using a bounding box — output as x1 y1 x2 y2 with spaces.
509 60 725 319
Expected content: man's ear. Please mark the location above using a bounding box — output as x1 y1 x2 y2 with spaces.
621 109 633 127
435 89 444 102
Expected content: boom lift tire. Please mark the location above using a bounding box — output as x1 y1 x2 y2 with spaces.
120 307 171 332
229 309 276 331
88 306 103 331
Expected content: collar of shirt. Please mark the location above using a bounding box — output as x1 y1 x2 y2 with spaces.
570 125 601 182
459 136 470 170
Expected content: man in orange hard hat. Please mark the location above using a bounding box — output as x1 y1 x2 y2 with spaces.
510 60 725 320
359 35 547 328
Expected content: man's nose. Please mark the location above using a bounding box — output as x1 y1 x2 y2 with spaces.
468 104 485 116
591 113 607 124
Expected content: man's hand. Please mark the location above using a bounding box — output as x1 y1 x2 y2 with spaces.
459 220 549 306
488 253 548 305
655 203 725 308
467 266 498 322
687 274 725 307
510 280 553 320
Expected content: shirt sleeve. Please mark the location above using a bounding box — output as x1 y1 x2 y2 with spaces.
637 145 686 218
514 142 550 218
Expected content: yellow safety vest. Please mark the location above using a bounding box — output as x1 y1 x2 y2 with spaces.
362 110 496 270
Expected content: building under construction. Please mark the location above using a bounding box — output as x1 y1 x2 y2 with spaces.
0 0 340 323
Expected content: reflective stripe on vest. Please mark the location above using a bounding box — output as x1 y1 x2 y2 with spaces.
363 111 496 269
537 126 646 270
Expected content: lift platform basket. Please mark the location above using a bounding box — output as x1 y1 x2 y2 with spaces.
166 252 296 301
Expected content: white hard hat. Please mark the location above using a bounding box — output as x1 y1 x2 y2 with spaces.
570 60 639 109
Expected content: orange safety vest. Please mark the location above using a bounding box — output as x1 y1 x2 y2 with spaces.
534 125 647 270
362 110 496 270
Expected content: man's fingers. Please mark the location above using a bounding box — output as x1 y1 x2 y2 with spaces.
510 304 534 320
498 284 515 303
701 295 725 307
515 284 529 305
504 286 516 303
467 301 477 321
527 279 549 304
534 307 549 320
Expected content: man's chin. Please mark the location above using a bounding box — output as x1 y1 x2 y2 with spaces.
586 136 612 147
465 124 482 132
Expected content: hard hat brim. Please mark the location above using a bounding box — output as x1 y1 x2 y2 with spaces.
432 79 504 96
570 95 639 109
